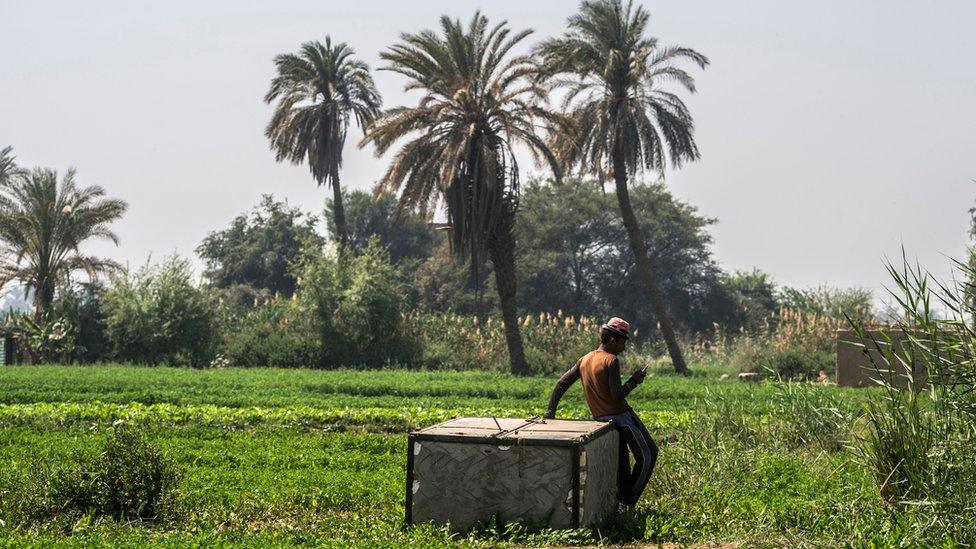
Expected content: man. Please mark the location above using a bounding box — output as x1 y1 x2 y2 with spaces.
544 317 658 509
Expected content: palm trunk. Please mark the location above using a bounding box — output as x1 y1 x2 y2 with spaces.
611 148 690 375
329 166 348 251
488 221 530 376
33 278 54 323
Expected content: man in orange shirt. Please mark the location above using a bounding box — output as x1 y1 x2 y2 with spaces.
544 317 657 508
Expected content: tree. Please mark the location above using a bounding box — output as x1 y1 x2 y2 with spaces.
0 168 127 321
197 195 322 298
363 13 564 375
324 190 434 265
516 178 617 315
517 178 737 334
722 269 779 332
264 38 382 250
537 0 709 374
0 146 18 184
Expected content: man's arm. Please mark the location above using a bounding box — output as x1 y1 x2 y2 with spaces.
544 361 581 419
607 357 646 402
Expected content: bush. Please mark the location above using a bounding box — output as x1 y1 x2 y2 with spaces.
58 282 110 363
104 257 218 366
20 427 179 526
9 314 76 364
297 241 418 367
758 348 833 381
219 297 319 367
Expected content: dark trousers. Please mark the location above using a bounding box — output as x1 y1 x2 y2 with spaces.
597 409 658 507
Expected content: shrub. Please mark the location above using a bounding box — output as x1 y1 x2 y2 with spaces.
103 257 218 366
297 241 418 367
9 314 76 363
219 297 319 367
21 427 179 525
758 348 833 380
58 282 110 363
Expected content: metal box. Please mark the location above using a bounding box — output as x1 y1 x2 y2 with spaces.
406 417 618 531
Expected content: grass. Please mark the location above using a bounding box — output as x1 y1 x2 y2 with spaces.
0 363 897 547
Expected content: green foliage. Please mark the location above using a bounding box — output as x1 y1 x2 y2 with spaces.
0 364 904 546
407 240 486 314
103 257 218 366
850 251 976 544
263 37 381 187
197 195 323 297
297 242 416 367
722 269 779 332
56 282 109 363
325 190 434 265
0 145 18 184
517 178 739 335
759 348 834 381
769 381 854 452
364 11 559 269
10 426 178 527
9 314 76 363
780 284 874 322
536 0 709 176
408 311 642 375
219 296 319 368
0 166 127 317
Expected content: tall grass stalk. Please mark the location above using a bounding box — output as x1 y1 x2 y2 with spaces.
851 251 976 542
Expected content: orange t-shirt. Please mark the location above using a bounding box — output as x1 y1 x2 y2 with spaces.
579 350 630 418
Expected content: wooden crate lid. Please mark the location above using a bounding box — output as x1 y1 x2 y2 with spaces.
411 417 613 447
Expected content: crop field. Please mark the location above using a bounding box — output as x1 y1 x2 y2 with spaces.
0 364 900 547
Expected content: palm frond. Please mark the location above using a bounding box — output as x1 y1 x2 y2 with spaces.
265 37 382 189
0 168 127 316
364 13 561 264
535 0 709 179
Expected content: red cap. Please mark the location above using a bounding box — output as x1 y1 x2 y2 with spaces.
601 317 631 339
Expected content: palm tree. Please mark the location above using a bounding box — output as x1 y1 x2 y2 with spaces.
264 38 382 250
363 13 564 375
0 168 127 321
537 0 709 375
0 146 17 184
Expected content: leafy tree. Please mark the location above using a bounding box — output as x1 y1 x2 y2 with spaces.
0 168 127 320
516 178 617 315
537 0 709 374
409 240 487 314
363 13 564 375
197 195 322 297
325 190 434 264
722 269 779 332
550 180 731 335
264 38 382 249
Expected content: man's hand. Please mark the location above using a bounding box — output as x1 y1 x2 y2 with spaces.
630 367 647 385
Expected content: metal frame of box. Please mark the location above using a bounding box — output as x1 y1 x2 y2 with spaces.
405 418 615 529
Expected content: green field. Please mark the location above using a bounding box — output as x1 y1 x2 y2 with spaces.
0 364 899 547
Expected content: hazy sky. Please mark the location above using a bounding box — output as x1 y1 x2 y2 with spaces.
2 1 974 302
